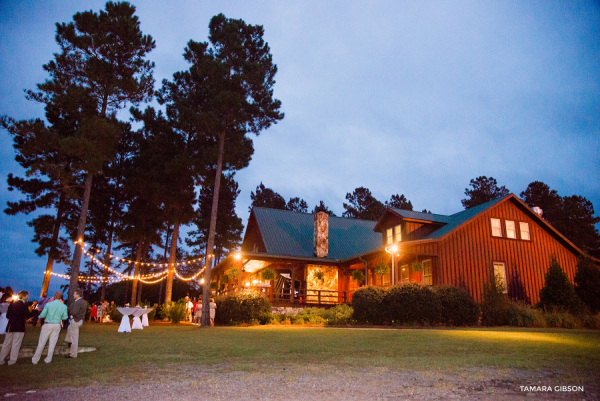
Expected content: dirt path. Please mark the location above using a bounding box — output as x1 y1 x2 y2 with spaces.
4 364 597 400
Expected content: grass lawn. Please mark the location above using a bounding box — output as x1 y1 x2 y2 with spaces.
1 323 599 392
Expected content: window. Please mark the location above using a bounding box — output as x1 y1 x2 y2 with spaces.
506 220 516 239
491 218 502 237
520 222 530 240
493 262 508 293
422 259 432 285
395 224 402 242
400 264 409 282
386 228 393 245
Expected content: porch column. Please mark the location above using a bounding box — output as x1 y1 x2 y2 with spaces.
290 266 296 303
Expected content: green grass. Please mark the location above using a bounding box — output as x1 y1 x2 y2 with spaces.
1 323 599 390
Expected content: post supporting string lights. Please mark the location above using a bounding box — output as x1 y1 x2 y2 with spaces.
49 240 208 284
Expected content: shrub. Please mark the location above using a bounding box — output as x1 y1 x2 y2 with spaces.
215 292 272 325
434 286 480 326
574 255 600 314
482 273 509 326
108 306 123 323
165 300 186 323
352 286 386 324
538 257 583 314
544 312 582 329
384 283 442 325
323 304 354 326
505 302 546 328
581 314 600 330
155 303 169 321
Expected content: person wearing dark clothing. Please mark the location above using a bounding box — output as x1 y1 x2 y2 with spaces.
0 291 30 365
64 290 88 358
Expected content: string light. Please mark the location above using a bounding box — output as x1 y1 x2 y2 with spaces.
49 240 209 284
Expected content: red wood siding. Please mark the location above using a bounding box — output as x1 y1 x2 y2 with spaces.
404 222 444 241
437 198 579 303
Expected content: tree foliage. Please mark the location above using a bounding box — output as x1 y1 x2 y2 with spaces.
312 200 335 216
574 255 600 314
461 176 509 209
538 257 582 314
249 183 307 213
342 187 384 220
521 181 600 256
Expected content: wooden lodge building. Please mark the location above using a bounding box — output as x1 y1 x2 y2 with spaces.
213 194 598 306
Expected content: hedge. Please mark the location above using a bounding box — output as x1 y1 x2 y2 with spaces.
351 286 386 325
384 283 442 325
215 292 272 325
434 286 480 326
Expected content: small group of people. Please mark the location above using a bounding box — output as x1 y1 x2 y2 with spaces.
89 300 112 322
187 296 216 326
0 288 88 366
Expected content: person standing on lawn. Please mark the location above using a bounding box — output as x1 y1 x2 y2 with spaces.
0 291 30 365
64 290 87 358
209 298 217 327
32 291 67 364
31 291 49 326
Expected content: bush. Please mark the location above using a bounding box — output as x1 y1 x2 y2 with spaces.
323 304 354 326
482 274 509 326
538 257 583 314
581 314 600 330
155 303 169 321
384 283 442 325
505 302 546 328
108 306 123 323
352 286 386 325
215 292 272 325
434 286 480 326
574 255 600 314
544 312 582 329
165 300 187 324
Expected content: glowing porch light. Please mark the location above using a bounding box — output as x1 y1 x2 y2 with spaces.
234 252 242 260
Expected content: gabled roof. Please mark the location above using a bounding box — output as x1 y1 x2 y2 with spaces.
249 207 382 261
422 196 506 240
389 209 452 224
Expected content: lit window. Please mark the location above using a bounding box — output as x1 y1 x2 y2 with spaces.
493 262 507 293
401 264 409 282
422 260 432 285
491 218 502 237
506 220 516 239
520 222 530 240
395 224 402 242
386 228 393 245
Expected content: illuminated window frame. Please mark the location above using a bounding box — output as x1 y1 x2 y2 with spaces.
386 228 393 245
506 220 516 239
493 262 508 293
491 218 502 237
520 222 530 240
400 264 410 282
395 224 402 242
422 259 432 285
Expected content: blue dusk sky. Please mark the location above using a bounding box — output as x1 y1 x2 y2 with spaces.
1 1 599 297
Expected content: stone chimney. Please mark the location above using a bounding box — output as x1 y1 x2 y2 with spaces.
313 211 329 258
532 206 543 218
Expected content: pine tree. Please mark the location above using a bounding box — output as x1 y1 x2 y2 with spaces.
461 176 509 209
342 187 384 220
574 255 600 313
538 257 582 313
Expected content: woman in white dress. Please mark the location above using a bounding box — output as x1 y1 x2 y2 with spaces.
209 299 217 327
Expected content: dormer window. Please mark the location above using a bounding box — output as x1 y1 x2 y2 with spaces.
395 224 402 242
386 228 393 245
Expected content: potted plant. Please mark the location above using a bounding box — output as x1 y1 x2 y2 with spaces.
374 262 390 276
351 269 365 283
228 268 238 280
313 269 325 282
261 268 275 281
412 262 423 272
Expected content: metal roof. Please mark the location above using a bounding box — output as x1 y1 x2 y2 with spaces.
251 207 382 261
389 208 452 223
421 196 507 240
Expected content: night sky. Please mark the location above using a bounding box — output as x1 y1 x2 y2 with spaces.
1 1 599 298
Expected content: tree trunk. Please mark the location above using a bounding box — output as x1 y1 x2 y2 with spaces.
158 225 171 304
101 220 115 303
68 172 94 302
137 243 148 306
164 221 180 303
87 252 95 298
130 239 143 306
201 132 226 327
40 191 67 297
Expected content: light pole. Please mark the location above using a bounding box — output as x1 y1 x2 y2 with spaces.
385 244 399 285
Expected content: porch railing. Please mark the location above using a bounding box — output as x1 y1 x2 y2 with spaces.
219 288 354 306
